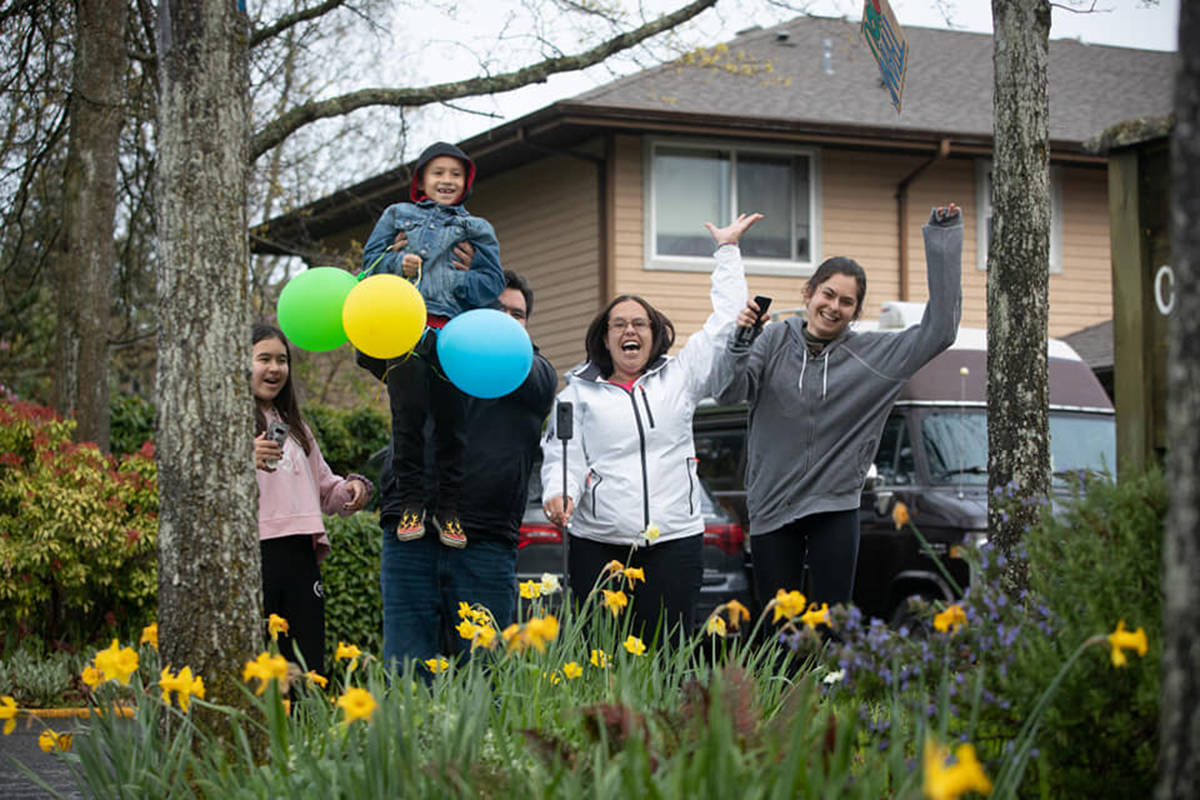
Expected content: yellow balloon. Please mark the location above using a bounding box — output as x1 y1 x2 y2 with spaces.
342 274 427 359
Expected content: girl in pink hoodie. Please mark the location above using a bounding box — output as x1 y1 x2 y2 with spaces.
252 323 371 675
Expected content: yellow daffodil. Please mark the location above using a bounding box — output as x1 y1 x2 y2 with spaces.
590 649 610 669
542 670 562 684
424 657 450 674
934 604 968 634
1107 620 1149 668
336 687 377 724
267 614 289 642
139 622 158 650
81 665 104 690
706 614 728 637
305 670 328 689
603 559 625 576
539 573 561 595
38 729 72 753
800 602 831 630
502 623 523 652
644 523 660 542
242 652 289 695
563 661 583 679
772 589 806 624
526 615 560 653
622 566 645 590
520 580 541 600
923 737 992 800
335 642 362 661
601 589 629 617
473 625 497 650
1 695 18 735
892 501 910 530
93 640 139 686
723 599 751 629
456 619 479 641
457 601 473 620
623 635 647 656
159 666 204 712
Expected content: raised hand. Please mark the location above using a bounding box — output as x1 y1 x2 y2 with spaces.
704 212 765 246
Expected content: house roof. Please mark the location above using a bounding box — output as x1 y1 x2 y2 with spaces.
1060 318 1114 371
252 14 1175 257
558 15 1175 148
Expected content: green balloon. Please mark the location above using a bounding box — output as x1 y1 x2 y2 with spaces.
277 267 359 352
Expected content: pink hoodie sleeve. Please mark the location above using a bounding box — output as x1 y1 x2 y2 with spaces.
303 427 373 516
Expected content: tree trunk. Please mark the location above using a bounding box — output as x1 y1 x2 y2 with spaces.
53 0 126 452
1157 1 1200 795
986 0 1051 594
156 0 261 725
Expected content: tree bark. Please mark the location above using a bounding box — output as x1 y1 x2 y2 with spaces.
986 0 1052 594
155 0 261 723
52 0 126 451
1157 1 1200 795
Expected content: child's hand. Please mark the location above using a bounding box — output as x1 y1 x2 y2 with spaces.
451 241 476 271
388 231 408 251
343 479 370 512
254 433 281 472
401 253 422 277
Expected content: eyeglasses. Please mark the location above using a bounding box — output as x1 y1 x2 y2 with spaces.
608 318 651 333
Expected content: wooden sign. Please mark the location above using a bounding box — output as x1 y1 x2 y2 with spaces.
861 0 908 112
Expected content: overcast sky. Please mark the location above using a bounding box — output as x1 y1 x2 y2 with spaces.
395 0 1180 149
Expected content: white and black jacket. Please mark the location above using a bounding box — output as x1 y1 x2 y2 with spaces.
540 246 746 547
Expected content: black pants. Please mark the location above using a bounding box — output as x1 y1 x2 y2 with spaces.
386 334 468 515
750 509 860 611
261 535 325 675
568 533 703 643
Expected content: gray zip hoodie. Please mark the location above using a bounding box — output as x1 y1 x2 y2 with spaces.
711 208 962 536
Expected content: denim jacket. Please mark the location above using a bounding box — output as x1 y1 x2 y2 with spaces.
361 200 503 317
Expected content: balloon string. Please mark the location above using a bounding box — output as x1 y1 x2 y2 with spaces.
358 251 422 291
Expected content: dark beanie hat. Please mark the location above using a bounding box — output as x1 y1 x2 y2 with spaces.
409 141 477 203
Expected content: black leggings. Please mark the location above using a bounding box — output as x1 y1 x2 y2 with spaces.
261 535 325 675
568 533 702 643
750 509 860 611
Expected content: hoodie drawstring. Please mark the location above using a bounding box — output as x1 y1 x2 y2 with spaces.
796 346 829 400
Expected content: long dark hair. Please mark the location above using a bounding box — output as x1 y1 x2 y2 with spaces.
583 295 676 378
805 256 868 321
252 323 312 455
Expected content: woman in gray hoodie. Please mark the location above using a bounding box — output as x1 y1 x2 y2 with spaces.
711 204 962 613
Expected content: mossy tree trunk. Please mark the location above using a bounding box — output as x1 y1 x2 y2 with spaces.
1158 1 1200 795
53 0 127 452
155 0 261 726
986 0 1052 594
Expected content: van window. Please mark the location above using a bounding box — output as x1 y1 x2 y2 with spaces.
695 429 746 491
919 410 1115 486
874 413 915 485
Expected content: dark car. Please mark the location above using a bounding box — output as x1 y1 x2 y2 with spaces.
516 457 753 629
691 325 1117 626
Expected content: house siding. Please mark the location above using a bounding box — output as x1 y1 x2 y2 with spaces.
470 153 602 380
606 138 1111 350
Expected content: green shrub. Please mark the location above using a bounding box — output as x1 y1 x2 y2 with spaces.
0 400 158 651
303 403 389 481
0 644 87 707
322 512 383 663
995 470 1164 797
109 393 156 458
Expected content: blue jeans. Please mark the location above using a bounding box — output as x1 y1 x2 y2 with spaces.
380 523 517 670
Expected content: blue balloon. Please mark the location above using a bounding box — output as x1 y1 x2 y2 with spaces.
437 309 534 399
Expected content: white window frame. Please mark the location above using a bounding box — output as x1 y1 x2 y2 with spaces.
643 137 822 276
975 159 1064 274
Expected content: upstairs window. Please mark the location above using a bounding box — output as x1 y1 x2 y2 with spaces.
647 140 819 274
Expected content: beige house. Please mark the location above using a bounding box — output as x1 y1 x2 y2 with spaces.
252 15 1175 378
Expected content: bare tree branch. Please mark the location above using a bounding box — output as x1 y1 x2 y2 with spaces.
250 0 352 48
249 0 718 159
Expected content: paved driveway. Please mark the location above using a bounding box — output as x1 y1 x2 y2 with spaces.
0 718 88 799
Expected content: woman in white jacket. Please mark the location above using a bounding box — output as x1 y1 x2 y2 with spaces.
541 213 759 641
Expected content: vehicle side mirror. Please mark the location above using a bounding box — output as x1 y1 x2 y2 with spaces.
862 463 895 518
